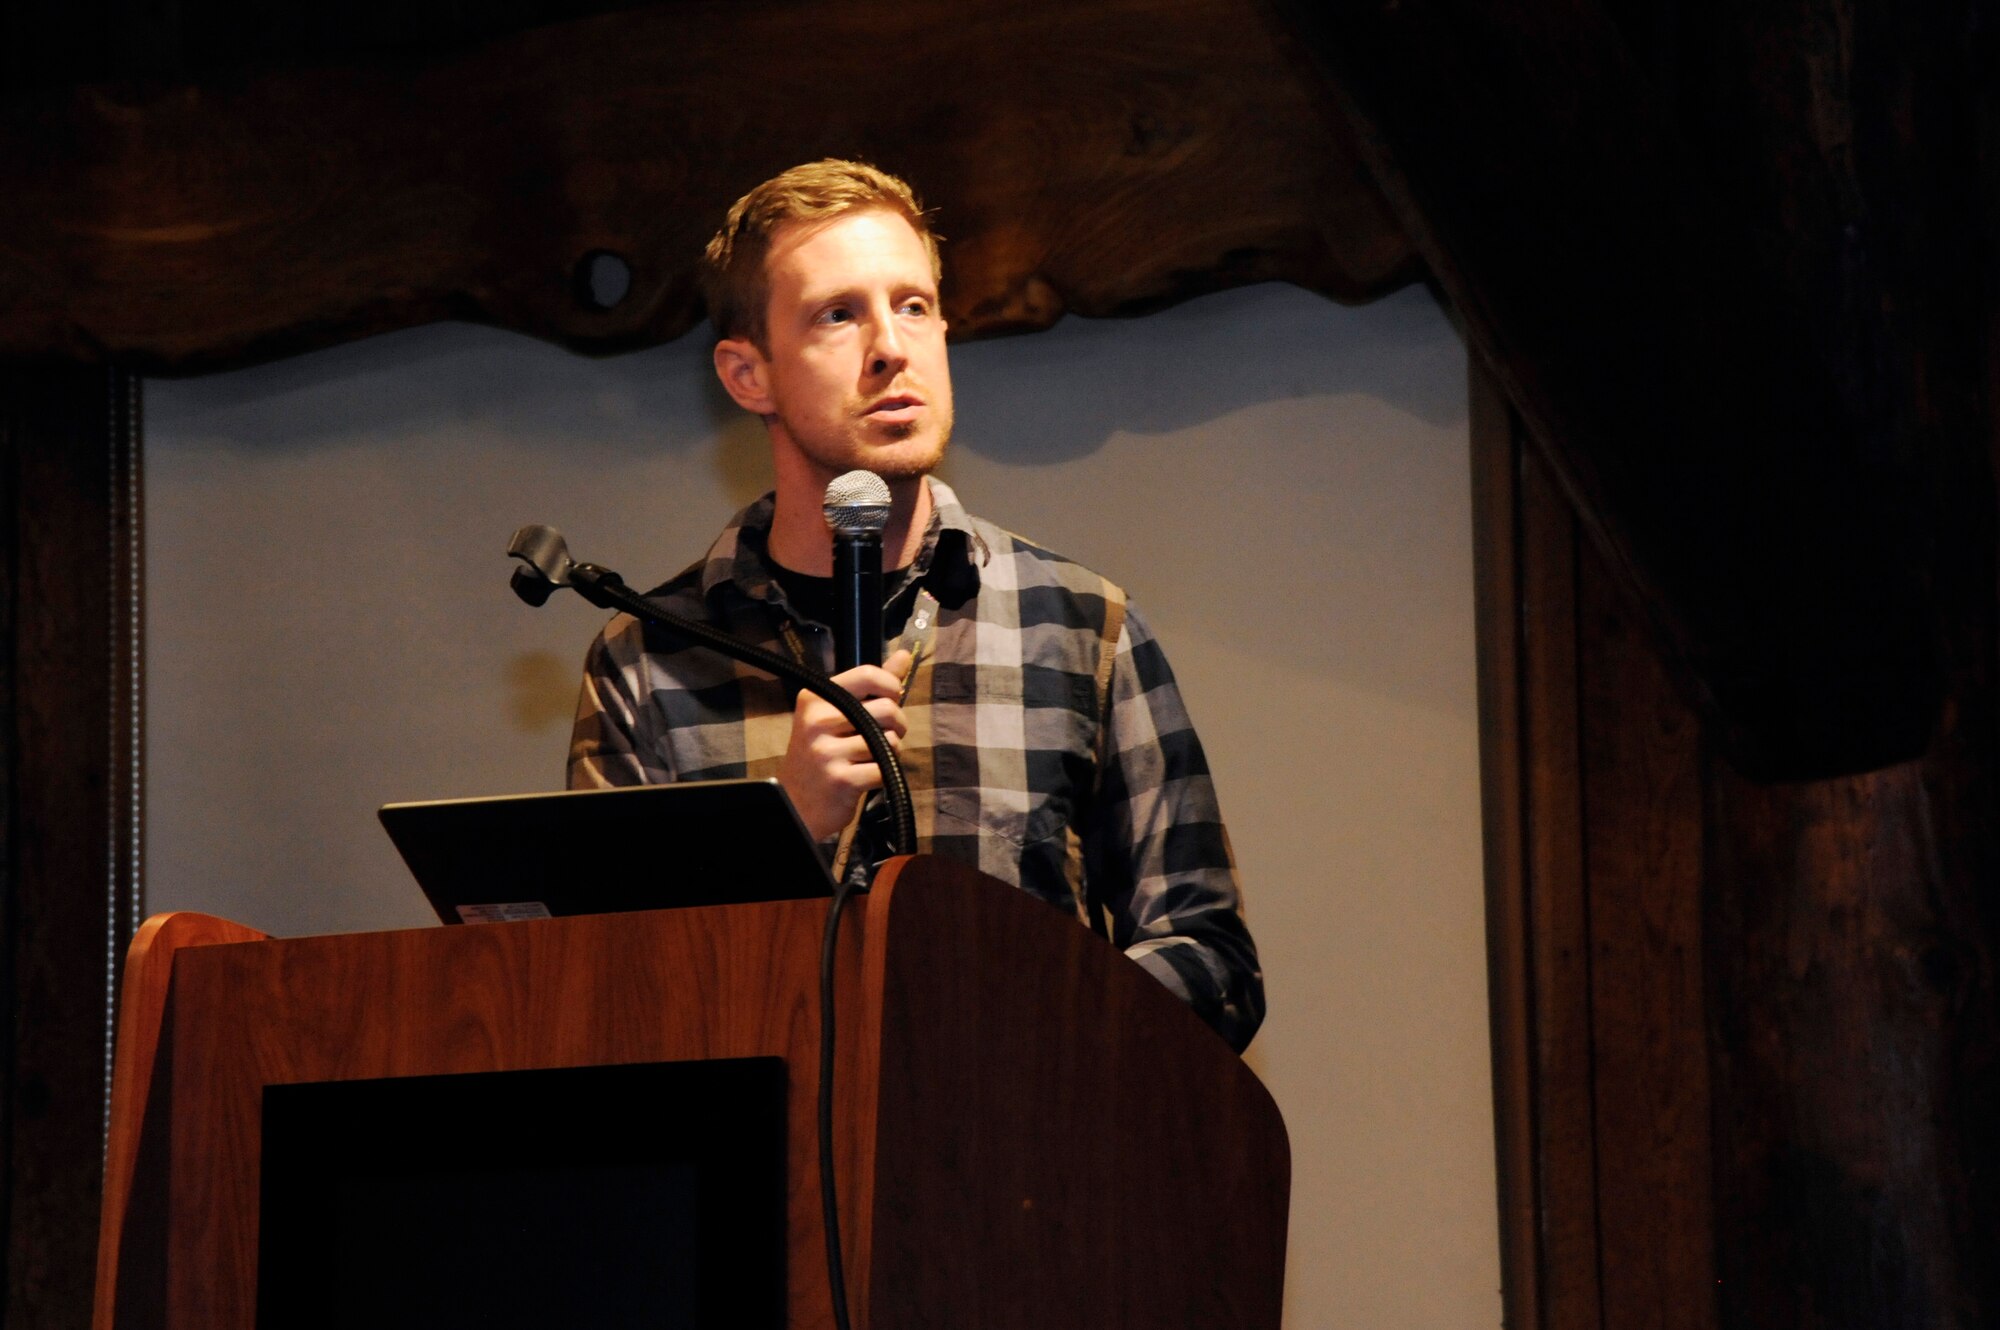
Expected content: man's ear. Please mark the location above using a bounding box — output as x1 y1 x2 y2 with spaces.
713 337 775 415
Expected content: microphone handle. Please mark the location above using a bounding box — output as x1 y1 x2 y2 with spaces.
833 532 883 671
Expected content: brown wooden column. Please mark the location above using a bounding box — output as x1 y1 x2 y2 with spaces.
1703 761 1998 1328
1475 357 2000 1328
1475 361 1717 1330
0 364 142 1329
1451 0 2000 1322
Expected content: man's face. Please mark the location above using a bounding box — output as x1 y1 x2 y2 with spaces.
717 208 954 487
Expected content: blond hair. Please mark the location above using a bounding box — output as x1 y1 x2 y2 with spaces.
699 159 941 350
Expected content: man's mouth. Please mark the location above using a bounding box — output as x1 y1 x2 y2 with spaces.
866 395 924 424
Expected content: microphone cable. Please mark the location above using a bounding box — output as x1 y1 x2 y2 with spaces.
509 526 909 1330
817 868 863 1330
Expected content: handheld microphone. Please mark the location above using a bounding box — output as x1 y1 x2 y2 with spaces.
823 471 891 672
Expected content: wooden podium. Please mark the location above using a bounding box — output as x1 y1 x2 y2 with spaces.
93 854 1288 1329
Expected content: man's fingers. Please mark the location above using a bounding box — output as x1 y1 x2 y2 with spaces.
830 653 912 701
797 694 905 736
813 730 901 766
779 648 917 841
862 695 907 737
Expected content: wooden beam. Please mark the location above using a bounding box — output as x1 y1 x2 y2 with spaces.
1268 0 1940 779
0 0 1416 373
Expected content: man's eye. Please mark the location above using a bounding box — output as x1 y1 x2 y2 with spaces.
819 307 853 325
901 300 931 317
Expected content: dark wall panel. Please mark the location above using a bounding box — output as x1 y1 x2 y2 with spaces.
1476 364 1718 1330
0 367 138 1330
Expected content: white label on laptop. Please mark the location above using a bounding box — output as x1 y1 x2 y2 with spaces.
455 902 553 924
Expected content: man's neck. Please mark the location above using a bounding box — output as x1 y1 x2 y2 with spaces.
766 470 932 575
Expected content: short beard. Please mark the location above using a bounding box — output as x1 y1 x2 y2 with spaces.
868 420 952 480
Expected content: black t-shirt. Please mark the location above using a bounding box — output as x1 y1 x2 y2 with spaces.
769 562 916 645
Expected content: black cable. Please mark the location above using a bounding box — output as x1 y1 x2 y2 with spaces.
817 874 861 1330
583 566 878 1330
511 541 886 1330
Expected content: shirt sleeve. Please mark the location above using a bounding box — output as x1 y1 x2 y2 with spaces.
1086 603 1265 1053
567 616 675 789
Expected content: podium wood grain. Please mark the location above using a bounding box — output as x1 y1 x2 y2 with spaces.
95 912 270 1330
865 855 1287 1330
95 858 1287 1329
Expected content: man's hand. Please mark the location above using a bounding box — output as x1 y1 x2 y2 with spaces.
779 648 913 841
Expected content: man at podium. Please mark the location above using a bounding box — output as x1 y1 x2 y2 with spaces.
566 160 1263 1053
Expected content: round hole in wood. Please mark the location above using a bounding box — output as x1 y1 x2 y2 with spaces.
574 250 633 311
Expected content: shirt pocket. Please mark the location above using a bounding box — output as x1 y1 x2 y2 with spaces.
925 666 1093 850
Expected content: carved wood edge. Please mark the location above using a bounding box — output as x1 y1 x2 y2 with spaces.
93 912 268 1330
0 0 1415 374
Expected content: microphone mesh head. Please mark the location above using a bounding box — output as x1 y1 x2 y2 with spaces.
823 470 893 535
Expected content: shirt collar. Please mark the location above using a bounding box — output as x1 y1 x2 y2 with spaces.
698 476 986 606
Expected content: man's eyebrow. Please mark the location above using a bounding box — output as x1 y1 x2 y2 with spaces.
796 280 938 310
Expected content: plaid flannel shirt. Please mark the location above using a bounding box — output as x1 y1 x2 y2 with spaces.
568 478 1264 1051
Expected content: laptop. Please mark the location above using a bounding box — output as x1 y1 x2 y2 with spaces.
379 779 835 925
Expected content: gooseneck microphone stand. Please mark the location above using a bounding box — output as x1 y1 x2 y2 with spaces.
508 523 914 854
508 523 906 1330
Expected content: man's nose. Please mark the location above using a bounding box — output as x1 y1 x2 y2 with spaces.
866 311 907 376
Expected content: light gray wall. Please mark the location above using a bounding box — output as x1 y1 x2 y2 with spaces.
146 281 1498 1326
